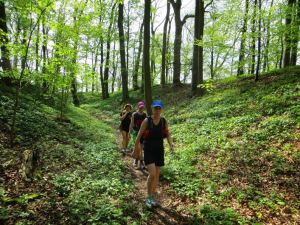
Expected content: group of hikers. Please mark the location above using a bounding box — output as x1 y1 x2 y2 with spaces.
119 100 174 208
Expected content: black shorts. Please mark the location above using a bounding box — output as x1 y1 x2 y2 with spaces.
143 139 164 167
120 124 130 133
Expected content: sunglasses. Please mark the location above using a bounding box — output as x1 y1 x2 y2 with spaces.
154 106 162 110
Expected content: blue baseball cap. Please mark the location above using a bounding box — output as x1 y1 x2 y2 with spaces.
151 100 164 108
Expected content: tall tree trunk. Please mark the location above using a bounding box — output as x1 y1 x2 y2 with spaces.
191 0 201 95
21 30 27 71
0 1 12 85
166 16 173 84
198 1 204 86
70 13 80 107
161 1 170 86
171 1 182 85
279 35 284 68
42 15 48 91
291 0 300 65
263 0 274 72
35 22 40 72
250 0 257 75
143 0 152 115
283 0 296 67
100 37 105 98
111 40 117 93
170 0 194 86
118 3 129 101
133 22 143 90
237 0 249 76
126 1 130 72
13 17 21 69
255 0 262 81
103 3 116 99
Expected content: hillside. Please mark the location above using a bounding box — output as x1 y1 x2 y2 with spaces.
1 66 299 224
82 67 300 224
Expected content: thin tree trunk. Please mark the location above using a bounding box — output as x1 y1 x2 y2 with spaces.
118 3 129 101
198 1 204 86
255 0 262 81
70 12 80 107
283 0 296 67
35 22 40 72
263 0 274 72
13 17 21 69
143 0 152 115
250 0 258 75
0 1 12 85
133 22 143 90
161 1 170 86
103 3 116 99
42 15 48 91
126 1 130 72
237 0 249 76
100 37 105 97
170 0 194 86
112 40 117 93
192 0 201 95
166 16 173 84
291 0 300 65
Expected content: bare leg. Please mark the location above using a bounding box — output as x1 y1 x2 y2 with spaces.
125 132 130 148
121 131 127 149
146 163 156 196
152 166 160 194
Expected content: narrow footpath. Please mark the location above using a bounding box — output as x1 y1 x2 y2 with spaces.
116 131 193 225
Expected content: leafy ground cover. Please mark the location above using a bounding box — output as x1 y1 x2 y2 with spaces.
1 66 299 224
0 88 138 224
82 66 300 224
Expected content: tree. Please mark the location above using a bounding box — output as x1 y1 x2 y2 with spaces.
103 3 117 99
169 0 194 86
290 0 300 65
283 0 296 67
255 0 262 81
191 0 202 96
262 0 274 72
250 0 258 75
237 0 249 76
0 0 12 85
161 0 170 86
133 21 143 90
118 2 129 102
143 0 152 115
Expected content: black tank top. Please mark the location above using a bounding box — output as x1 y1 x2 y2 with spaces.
144 117 165 140
133 112 147 131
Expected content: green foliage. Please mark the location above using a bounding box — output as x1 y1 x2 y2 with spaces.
198 205 245 225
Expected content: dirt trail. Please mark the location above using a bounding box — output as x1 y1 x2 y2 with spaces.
117 131 193 225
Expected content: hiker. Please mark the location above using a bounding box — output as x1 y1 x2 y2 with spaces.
130 101 147 169
134 100 174 208
120 103 132 153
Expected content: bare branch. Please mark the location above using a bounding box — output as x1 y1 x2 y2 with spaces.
205 0 214 10
182 14 194 25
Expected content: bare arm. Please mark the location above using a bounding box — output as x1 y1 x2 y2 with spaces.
135 118 148 146
129 112 136 133
165 120 174 152
120 111 128 121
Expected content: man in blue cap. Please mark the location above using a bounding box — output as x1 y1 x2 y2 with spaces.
134 100 174 208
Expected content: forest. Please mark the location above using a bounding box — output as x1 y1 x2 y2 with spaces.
0 0 299 224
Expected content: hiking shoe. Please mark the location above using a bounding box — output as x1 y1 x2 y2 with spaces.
145 196 153 208
132 159 138 166
150 196 158 206
146 196 158 207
